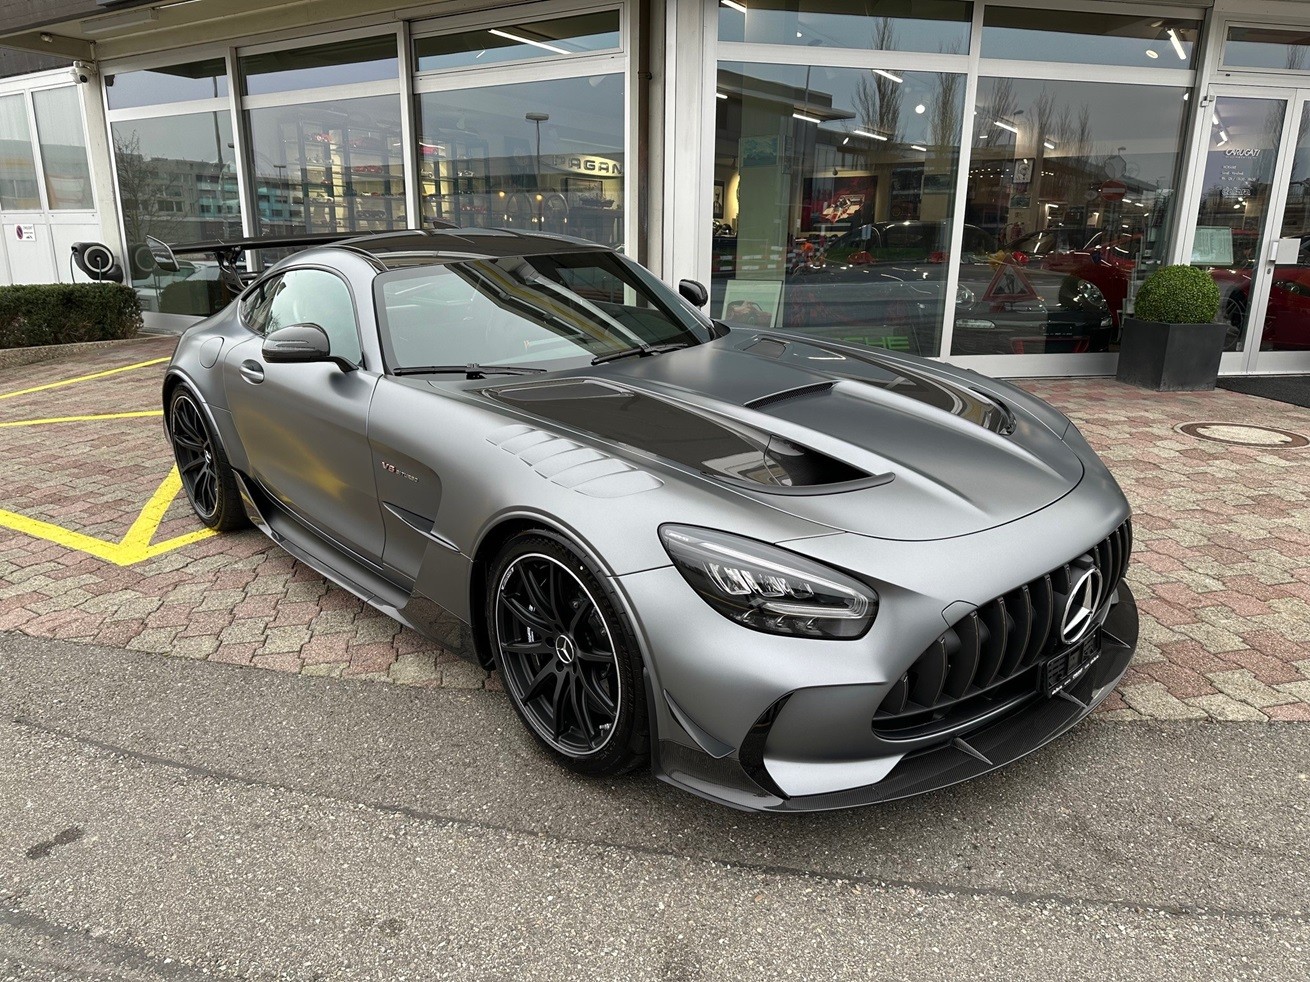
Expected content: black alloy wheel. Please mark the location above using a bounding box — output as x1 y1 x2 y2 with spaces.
167 388 247 531
489 534 647 775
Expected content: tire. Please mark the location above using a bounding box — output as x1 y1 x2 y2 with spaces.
167 387 248 532
487 531 649 776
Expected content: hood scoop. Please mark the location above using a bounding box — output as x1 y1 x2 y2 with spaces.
486 378 885 493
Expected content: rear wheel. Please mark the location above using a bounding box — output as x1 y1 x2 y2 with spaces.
487 532 648 776
167 388 247 532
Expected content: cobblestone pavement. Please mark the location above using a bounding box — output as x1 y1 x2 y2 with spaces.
1 339 1307 720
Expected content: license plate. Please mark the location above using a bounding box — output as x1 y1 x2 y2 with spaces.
1042 632 1101 697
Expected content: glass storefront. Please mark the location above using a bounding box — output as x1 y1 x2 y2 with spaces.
414 75 625 246
712 61 965 355
953 78 1190 355
242 37 407 236
0 92 40 209
31 86 93 210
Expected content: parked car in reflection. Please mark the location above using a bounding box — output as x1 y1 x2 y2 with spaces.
748 221 1114 355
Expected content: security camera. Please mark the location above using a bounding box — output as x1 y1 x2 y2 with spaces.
71 61 96 84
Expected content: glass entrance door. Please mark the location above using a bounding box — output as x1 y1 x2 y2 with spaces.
1185 87 1310 373
1254 96 1310 370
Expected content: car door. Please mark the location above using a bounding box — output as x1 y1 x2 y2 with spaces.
223 266 386 564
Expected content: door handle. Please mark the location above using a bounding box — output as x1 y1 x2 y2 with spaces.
239 359 265 384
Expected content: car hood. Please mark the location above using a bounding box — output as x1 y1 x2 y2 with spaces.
481 334 1083 541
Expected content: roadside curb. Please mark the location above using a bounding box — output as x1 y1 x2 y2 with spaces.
0 335 162 373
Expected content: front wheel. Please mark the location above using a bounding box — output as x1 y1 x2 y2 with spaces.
487 532 648 776
167 387 248 532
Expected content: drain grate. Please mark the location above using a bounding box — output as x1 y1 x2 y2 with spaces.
1177 422 1309 448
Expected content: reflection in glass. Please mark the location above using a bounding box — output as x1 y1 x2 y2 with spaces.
712 62 965 356
952 78 1189 356
1223 26 1310 72
1189 96 1285 353
247 94 407 236
111 112 242 316
415 11 620 72
415 75 625 247
241 36 398 96
0 93 40 209
982 9 1199 69
1255 101 1310 353
32 87 93 210
105 59 228 110
718 0 971 54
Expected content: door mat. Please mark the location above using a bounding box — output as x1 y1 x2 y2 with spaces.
1217 375 1310 410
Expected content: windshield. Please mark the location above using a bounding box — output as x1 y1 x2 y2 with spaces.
375 251 712 373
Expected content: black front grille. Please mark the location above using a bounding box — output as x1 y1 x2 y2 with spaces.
873 518 1132 734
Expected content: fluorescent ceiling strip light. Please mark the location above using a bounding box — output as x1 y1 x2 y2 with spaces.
1043 140 1056 150
488 28 569 55
716 92 728 100
793 112 821 124
853 129 887 140
994 120 1019 133
1168 28 1187 61
873 69 903 83
721 0 748 12
910 144 927 152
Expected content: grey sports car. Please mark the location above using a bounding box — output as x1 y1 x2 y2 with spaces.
163 227 1138 812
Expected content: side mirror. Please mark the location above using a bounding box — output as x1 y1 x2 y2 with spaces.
263 323 332 364
678 278 709 309
145 234 180 273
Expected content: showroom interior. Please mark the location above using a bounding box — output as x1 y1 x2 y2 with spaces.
2 0 1310 377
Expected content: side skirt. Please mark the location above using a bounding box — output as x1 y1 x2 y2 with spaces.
233 472 478 662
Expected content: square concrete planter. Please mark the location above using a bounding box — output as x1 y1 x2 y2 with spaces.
1115 317 1227 392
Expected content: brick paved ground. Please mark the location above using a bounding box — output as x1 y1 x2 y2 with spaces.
1 340 1307 719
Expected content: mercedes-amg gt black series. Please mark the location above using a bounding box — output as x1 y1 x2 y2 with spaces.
163 228 1138 812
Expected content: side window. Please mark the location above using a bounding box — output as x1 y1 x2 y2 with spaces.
240 275 281 335
263 268 363 366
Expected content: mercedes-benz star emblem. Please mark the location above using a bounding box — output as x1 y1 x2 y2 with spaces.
1060 560 1104 644
554 635 576 665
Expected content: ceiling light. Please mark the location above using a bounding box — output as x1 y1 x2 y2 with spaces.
915 104 926 114
1168 28 1187 60
488 29 570 54
854 129 888 141
716 92 728 100
1219 129 1230 143
1145 49 1159 59
81 7 158 33
796 32 802 38
721 0 748 12
793 112 820 124
911 144 927 152
873 69 903 83
842 137 850 145
1044 140 1056 150
994 120 1019 133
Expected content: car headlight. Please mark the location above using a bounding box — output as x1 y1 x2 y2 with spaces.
658 525 877 639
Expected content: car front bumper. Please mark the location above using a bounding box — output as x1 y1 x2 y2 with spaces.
643 585 1137 812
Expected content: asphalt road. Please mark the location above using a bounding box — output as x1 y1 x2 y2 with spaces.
1 632 1307 981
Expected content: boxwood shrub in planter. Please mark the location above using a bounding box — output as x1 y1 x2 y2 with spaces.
1116 265 1224 391
0 283 142 350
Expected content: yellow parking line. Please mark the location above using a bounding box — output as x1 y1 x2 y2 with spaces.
0 410 163 428
0 465 214 566
0 356 170 400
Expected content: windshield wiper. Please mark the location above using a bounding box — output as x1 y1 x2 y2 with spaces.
591 341 694 365
392 364 548 379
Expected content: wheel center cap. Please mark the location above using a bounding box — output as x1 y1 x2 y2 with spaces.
553 635 576 666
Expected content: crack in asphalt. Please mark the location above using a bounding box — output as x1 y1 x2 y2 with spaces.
11 715 1310 928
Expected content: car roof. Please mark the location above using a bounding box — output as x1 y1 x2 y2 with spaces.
333 227 613 269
